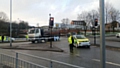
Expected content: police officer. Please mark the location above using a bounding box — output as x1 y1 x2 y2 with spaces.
26 35 29 41
2 35 4 42
68 33 74 54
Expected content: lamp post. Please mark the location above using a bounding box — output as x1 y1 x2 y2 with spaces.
10 0 12 47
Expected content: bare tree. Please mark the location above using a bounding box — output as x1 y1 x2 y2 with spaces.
61 19 66 24
61 18 70 24
77 11 89 35
65 18 70 25
109 7 120 32
78 10 99 27
61 18 70 28
0 12 9 21
88 10 99 26
77 10 99 35
109 7 120 22
105 2 114 24
77 11 88 20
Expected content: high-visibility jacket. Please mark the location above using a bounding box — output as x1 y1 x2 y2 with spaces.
26 35 29 39
0 36 6 41
4 36 6 41
68 36 72 44
0 36 1 40
74 38 77 43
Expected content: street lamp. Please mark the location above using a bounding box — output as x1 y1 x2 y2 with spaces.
10 0 12 47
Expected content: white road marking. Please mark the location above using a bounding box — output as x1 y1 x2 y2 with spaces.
92 59 120 67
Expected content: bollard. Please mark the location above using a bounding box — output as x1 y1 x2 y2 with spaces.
24 61 25 68
15 53 18 68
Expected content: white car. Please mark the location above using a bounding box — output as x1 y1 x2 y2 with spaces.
116 33 120 38
4 36 15 42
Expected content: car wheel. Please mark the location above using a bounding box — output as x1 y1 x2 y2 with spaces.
116 36 119 38
32 41 35 43
87 46 90 48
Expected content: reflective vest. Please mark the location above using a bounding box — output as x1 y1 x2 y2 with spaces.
26 35 29 39
74 39 77 43
4 36 6 41
68 36 72 44
0 36 1 40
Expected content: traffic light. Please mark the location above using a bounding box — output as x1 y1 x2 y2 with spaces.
94 19 98 26
49 17 54 28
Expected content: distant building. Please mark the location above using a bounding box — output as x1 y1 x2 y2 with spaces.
54 23 61 28
71 20 85 25
54 21 92 30
70 20 86 30
105 21 120 30
41 26 49 29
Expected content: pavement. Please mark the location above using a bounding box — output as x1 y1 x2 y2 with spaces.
88 36 120 49
0 41 64 52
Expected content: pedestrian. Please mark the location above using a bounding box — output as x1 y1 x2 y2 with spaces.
68 33 74 54
2 35 4 42
26 35 29 41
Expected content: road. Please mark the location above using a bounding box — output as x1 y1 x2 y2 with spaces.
0 37 120 68
89 36 120 48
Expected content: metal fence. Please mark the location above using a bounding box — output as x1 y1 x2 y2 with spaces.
0 49 84 68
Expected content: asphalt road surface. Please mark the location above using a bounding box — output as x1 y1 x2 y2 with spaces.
1 37 120 68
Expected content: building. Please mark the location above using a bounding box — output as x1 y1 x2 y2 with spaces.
70 20 86 30
105 21 120 31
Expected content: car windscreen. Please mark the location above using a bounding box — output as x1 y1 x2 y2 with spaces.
29 29 35 34
76 35 86 39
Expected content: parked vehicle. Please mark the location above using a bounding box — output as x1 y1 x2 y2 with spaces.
116 33 120 38
28 27 60 43
6 36 15 42
73 35 90 48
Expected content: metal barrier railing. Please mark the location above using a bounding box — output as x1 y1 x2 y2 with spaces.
0 53 47 68
0 50 84 68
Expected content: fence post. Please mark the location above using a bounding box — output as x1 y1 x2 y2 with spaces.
50 61 53 68
15 53 18 68
0 54 2 65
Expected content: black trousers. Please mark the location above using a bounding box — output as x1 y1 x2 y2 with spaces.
69 44 74 53
2 39 4 42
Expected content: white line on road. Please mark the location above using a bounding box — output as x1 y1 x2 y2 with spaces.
92 59 120 67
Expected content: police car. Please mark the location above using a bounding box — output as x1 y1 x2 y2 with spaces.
73 35 90 48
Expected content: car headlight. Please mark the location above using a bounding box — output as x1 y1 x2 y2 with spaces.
12 38 15 41
77 41 80 44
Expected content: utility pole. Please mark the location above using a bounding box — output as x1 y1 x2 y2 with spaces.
10 0 12 47
100 0 106 68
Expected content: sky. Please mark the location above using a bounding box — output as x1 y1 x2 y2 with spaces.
0 0 120 26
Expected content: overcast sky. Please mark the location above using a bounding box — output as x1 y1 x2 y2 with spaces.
0 0 120 26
